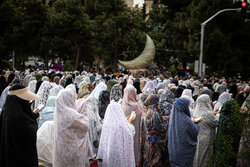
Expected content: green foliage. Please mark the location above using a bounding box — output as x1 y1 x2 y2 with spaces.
0 0 249 74
64 60 74 71
147 0 250 77
0 59 12 69
33 73 43 81
85 0 146 71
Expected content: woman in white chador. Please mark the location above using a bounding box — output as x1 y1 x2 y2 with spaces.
37 121 54 166
98 102 136 167
53 85 91 167
193 94 219 167
213 92 231 112
86 82 106 154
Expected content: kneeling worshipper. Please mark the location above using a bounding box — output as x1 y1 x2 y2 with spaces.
168 98 201 167
97 102 136 167
0 84 40 167
140 94 170 167
53 85 91 167
193 94 219 167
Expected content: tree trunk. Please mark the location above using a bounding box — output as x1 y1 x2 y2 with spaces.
44 54 48 70
75 43 80 70
113 43 118 72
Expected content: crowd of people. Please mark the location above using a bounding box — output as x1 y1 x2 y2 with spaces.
0 68 249 167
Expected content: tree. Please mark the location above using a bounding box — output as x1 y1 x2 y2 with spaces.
48 0 92 70
0 0 47 69
85 0 146 71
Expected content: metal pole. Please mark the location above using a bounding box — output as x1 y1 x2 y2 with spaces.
199 25 204 77
198 8 241 77
12 50 15 69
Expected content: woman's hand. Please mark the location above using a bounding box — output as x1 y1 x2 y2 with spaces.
240 107 248 114
126 114 136 124
192 117 203 123
33 108 39 114
214 108 220 115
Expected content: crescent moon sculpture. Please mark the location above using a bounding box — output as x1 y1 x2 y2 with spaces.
118 34 155 69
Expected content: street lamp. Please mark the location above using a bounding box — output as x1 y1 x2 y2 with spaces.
199 8 241 77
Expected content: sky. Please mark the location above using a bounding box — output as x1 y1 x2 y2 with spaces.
133 0 144 8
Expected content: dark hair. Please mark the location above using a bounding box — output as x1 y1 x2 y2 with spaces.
35 81 43 94
7 73 15 85
65 77 73 88
11 78 21 85
9 83 25 91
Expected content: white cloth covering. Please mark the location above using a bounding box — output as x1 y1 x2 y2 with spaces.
85 96 103 154
98 102 135 167
89 82 107 100
35 81 56 111
28 80 37 93
53 85 91 167
213 92 231 112
48 85 63 97
37 121 54 165
0 86 10 113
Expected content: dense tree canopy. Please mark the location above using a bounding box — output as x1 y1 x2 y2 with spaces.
0 0 249 77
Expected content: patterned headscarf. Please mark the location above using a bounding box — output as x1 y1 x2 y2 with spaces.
49 85 63 97
216 85 227 95
77 83 91 99
98 90 110 119
159 90 175 116
142 81 154 94
140 94 169 166
110 84 123 102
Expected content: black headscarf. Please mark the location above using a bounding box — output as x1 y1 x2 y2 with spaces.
175 87 184 98
133 78 142 94
212 92 220 102
229 84 238 99
64 77 73 88
0 75 7 95
7 74 15 85
0 84 39 167
35 80 43 94
98 90 110 119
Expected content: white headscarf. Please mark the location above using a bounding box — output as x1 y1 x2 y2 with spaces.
28 80 37 93
48 85 63 97
194 94 212 117
53 86 90 167
75 75 82 87
35 81 56 111
90 82 107 100
181 89 194 104
142 81 154 94
97 102 135 167
214 92 231 112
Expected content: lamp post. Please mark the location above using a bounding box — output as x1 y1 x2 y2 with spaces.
199 8 241 77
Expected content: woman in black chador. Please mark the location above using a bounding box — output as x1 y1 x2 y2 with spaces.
0 84 40 167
